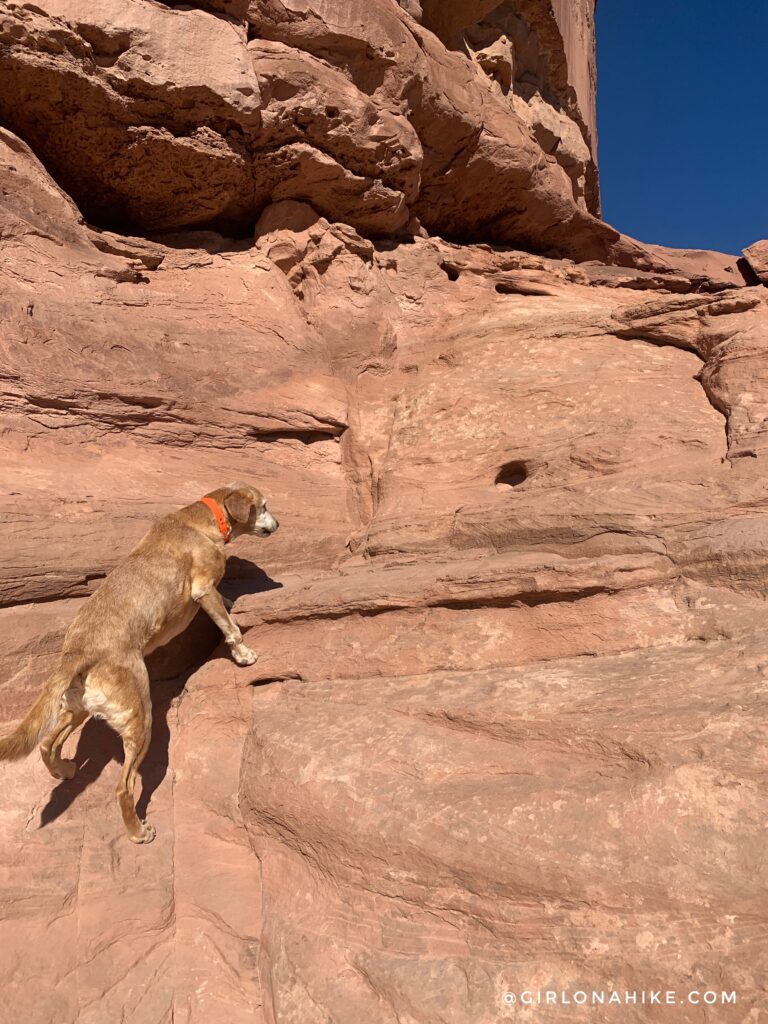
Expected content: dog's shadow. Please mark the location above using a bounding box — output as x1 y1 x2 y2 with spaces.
40 560 281 829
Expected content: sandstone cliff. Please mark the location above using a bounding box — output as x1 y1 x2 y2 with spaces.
0 2 765 1022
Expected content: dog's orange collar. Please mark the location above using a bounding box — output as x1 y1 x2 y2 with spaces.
199 496 232 543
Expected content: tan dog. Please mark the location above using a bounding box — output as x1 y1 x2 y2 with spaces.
0 482 278 844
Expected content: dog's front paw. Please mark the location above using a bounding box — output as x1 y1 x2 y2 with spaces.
129 821 156 844
232 643 258 666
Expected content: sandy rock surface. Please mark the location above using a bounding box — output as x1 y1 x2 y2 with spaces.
0 2 766 1021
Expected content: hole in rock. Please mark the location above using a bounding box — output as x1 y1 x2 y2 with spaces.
325 106 340 119
440 262 460 281
495 461 528 488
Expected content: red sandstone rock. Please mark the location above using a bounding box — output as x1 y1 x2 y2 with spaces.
248 37 419 234
420 0 600 212
247 0 614 256
0 0 625 260
0 128 354 609
743 238 768 284
0 4 766 1022
0 0 261 231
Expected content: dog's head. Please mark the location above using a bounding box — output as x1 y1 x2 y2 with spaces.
222 481 279 538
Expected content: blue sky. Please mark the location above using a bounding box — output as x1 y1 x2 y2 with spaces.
596 1 767 256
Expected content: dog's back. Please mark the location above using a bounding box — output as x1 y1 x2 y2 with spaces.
64 513 206 660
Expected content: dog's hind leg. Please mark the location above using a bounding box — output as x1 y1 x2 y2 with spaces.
40 706 88 780
115 712 154 844
85 658 155 844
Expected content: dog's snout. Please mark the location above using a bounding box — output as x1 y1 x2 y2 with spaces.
255 509 278 536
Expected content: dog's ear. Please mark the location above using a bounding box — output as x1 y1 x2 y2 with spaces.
223 486 253 524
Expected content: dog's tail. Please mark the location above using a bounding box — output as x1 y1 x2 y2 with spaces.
0 658 83 761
